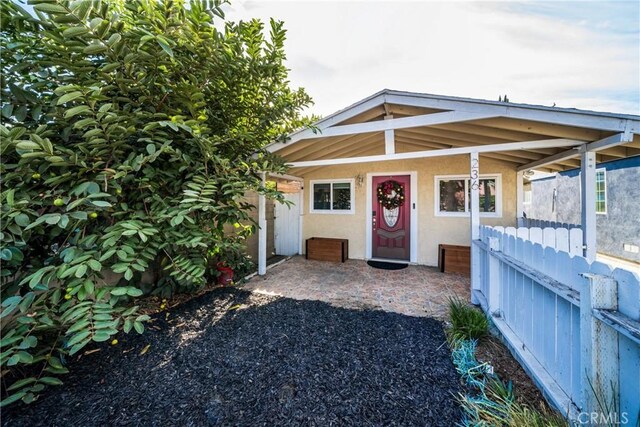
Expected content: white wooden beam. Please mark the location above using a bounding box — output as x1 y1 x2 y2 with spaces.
581 151 597 262
258 172 267 275
287 138 582 168
272 110 498 148
517 132 632 171
470 151 481 305
384 115 395 155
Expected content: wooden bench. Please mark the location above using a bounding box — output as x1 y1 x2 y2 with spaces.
438 244 470 275
306 238 349 263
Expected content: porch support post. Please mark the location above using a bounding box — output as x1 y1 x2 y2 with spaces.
258 172 267 275
298 186 304 255
516 170 524 227
384 115 395 155
580 149 597 262
470 151 481 304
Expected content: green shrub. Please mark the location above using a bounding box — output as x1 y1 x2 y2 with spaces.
448 297 489 341
0 0 311 406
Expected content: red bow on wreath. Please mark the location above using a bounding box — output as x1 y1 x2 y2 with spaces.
377 180 405 210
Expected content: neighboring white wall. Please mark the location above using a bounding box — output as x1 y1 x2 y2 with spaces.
298 155 517 266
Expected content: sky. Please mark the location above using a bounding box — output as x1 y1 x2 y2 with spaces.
222 0 640 118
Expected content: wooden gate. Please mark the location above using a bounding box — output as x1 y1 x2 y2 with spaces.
274 192 300 256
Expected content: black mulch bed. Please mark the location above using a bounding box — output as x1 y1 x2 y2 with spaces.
4 288 462 426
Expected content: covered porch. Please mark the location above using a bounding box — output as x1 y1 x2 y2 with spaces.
243 256 470 319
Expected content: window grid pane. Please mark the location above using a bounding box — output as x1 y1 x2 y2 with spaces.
439 179 466 212
595 170 606 213
313 183 331 210
332 183 351 210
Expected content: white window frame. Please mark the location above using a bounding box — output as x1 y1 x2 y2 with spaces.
309 179 355 214
434 174 502 218
595 168 607 215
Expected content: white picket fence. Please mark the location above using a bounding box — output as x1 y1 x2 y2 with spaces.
474 225 640 422
518 217 581 230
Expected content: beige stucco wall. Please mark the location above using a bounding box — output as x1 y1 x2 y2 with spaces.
299 155 517 266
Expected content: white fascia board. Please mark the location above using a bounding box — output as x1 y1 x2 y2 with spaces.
517 132 633 171
287 138 582 169
385 93 640 133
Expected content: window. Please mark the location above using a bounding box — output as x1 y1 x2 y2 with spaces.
310 179 355 214
596 169 606 214
435 175 502 217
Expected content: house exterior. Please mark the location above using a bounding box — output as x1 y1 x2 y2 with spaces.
251 90 640 420
524 155 640 263
255 89 640 275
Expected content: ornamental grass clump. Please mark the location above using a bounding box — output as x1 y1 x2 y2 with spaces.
448 302 567 426
448 297 489 341
0 0 311 406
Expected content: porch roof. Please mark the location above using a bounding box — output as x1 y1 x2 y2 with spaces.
267 89 640 174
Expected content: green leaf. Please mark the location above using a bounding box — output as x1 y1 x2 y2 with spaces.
133 321 144 334
87 260 101 271
83 44 107 55
156 38 174 57
16 141 41 150
33 3 68 14
62 27 90 38
68 338 91 356
146 144 156 155
67 330 91 347
126 288 143 297
38 377 63 386
74 264 87 278
57 91 83 105
0 391 26 407
0 249 13 262
7 377 36 391
14 213 30 227
110 287 128 296
92 331 112 342
90 200 112 207
64 105 91 118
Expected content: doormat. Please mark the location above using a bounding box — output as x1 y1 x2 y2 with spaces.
367 260 408 270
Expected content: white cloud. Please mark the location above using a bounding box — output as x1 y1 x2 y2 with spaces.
225 1 640 117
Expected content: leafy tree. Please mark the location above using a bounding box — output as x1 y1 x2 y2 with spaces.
0 0 311 406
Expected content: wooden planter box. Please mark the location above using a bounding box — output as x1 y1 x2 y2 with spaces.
306 238 349 263
438 244 470 276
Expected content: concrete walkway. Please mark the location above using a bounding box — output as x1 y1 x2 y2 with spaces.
242 256 470 319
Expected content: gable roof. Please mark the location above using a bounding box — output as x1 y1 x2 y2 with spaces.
268 89 640 174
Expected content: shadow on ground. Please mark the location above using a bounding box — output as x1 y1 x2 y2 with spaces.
4 288 462 426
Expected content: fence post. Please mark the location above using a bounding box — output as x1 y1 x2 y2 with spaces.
487 236 501 316
580 273 619 417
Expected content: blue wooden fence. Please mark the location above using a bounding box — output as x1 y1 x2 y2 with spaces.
474 225 640 423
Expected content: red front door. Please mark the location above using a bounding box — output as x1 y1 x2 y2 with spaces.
372 175 411 260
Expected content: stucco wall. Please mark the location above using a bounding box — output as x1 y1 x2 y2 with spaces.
299 155 517 266
525 156 640 262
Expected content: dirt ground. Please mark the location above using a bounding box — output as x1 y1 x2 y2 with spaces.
475 335 561 414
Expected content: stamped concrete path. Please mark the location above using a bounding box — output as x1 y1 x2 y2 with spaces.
242 256 470 319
